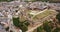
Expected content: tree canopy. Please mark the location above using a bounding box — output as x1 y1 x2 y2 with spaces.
56 13 60 22
13 17 30 32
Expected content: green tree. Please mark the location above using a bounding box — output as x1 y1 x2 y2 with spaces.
37 26 43 32
13 17 30 32
43 21 51 32
13 17 20 27
53 27 60 32
56 13 60 22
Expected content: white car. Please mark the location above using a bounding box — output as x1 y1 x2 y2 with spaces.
19 29 22 32
0 12 4 17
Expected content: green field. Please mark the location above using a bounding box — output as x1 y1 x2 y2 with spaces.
29 9 56 20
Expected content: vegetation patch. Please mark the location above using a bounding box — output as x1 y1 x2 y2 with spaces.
56 13 60 22
0 0 13 2
36 20 60 32
32 9 55 20
13 17 30 32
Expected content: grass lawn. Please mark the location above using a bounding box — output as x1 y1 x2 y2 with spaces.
29 9 56 20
